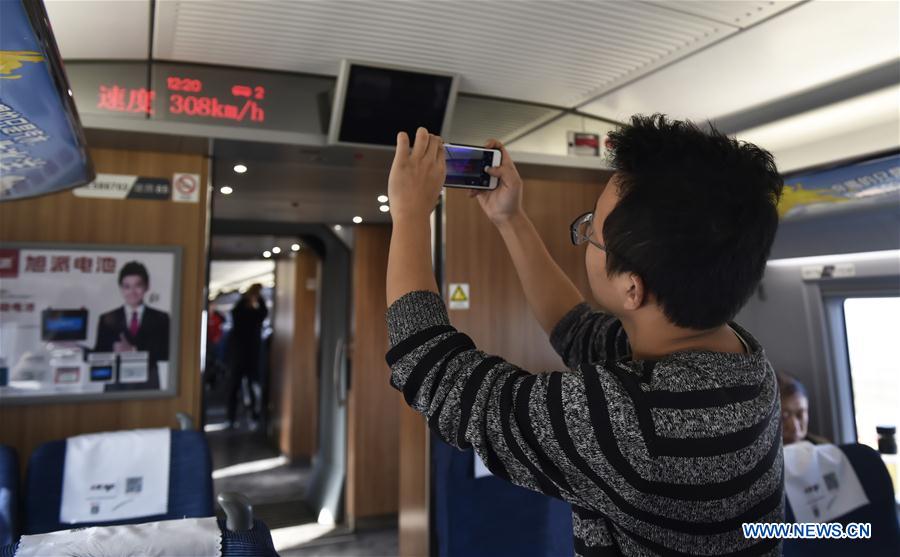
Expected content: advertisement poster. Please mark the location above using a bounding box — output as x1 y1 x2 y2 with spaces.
0 0 94 200
779 153 900 218
0 245 180 403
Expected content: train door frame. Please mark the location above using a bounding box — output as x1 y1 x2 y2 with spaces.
211 219 352 525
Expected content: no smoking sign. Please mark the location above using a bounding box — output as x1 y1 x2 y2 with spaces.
172 173 200 203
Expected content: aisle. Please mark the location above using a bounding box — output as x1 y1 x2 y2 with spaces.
207 429 398 556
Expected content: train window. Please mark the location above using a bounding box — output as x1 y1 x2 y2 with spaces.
843 297 900 449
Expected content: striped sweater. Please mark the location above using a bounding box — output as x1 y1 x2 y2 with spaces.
385 290 784 556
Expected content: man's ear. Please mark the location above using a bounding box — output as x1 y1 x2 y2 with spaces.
622 273 645 311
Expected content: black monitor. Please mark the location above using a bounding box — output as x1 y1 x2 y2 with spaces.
41 308 89 342
328 60 458 148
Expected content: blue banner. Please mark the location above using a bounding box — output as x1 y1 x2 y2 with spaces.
0 0 93 201
780 154 900 218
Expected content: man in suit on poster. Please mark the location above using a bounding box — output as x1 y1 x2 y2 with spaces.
95 261 170 391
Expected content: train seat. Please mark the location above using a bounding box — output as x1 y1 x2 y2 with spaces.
0 445 19 547
22 428 214 535
784 442 900 556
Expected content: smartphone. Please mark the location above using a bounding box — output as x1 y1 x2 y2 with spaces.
443 143 501 190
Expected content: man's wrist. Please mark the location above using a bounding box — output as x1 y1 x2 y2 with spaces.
391 212 432 228
495 210 528 234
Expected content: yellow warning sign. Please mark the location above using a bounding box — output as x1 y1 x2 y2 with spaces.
451 285 468 302
448 283 470 310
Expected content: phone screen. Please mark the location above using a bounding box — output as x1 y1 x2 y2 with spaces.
445 145 496 188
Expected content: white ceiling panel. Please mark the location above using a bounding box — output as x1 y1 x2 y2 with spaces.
448 97 562 145
579 0 900 123
45 0 150 60
736 85 900 172
648 1 792 28
153 0 751 107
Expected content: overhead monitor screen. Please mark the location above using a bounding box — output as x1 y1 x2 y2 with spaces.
330 62 456 147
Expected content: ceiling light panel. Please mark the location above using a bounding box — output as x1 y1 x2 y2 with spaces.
735 86 900 172
646 1 792 28
449 96 562 145
154 0 751 107
45 0 151 59
579 1 896 122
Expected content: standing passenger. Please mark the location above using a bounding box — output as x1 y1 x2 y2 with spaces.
383 116 785 555
227 283 268 428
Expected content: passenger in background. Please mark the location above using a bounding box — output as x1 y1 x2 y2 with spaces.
778 372 828 445
204 303 227 389
208 303 226 347
227 283 268 428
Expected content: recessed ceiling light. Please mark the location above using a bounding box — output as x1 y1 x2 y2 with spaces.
220 186 233 195
233 163 248 174
352 216 363 224
377 194 389 203
333 225 343 231
379 205 390 213
291 243 300 252
263 250 272 258
272 246 282 254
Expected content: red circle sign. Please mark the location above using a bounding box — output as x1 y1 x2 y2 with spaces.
174 174 197 195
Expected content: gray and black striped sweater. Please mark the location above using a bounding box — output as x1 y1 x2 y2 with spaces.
385 290 784 556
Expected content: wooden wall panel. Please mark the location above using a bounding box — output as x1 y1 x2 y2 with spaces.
444 170 608 370
271 258 296 454
270 251 320 459
0 148 208 467
399 404 429 557
347 224 400 521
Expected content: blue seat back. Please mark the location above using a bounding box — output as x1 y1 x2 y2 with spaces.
24 429 214 534
432 435 573 557
784 443 900 556
0 445 19 546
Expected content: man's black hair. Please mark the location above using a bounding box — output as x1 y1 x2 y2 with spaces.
604 114 783 330
118 261 150 287
777 372 808 400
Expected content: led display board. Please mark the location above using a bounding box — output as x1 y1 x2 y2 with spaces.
67 62 333 136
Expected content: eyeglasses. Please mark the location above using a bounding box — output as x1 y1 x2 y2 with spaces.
570 212 607 252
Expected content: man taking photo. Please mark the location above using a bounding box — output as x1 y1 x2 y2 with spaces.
384 115 784 556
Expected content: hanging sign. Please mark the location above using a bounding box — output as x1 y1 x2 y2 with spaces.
0 0 94 201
